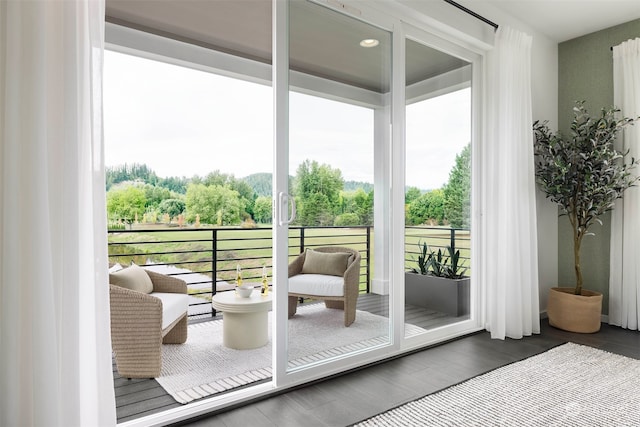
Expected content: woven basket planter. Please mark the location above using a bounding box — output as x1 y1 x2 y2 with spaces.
547 287 603 333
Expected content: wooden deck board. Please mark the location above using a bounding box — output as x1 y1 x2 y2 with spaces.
114 378 159 398
118 396 181 423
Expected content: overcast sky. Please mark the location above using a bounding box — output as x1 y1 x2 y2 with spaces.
104 50 470 190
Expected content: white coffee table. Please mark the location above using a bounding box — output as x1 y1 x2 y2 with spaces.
211 290 273 350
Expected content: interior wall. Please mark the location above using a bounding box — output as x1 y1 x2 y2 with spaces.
557 18 640 315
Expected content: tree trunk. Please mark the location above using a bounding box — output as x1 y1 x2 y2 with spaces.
569 209 584 295
573 229 583 295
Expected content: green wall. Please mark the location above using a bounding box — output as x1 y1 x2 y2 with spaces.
557 19 640 314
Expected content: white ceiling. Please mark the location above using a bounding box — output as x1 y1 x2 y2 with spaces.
105 0 640 92
106 0 469 93
481 0 640 43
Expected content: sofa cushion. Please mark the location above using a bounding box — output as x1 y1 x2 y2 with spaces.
109 264 154 294
289 273 344 297
152 292 189 330
301 250 351 277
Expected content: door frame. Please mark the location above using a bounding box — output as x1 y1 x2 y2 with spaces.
104 0 491 423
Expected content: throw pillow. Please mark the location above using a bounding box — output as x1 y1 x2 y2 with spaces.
301 249 351 277
109 263 154 294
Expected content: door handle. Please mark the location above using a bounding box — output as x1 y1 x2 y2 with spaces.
278 192 296 226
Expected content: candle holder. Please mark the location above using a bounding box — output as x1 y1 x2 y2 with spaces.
235 264 243 287
261 266 269 295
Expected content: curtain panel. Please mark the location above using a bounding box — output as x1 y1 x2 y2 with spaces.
483 26 540 340
0 1 115 426
610 38 640 331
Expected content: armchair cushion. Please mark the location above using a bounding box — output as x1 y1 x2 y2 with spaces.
301 249 351 277
109 263 154 294
289 273 344 297
153 292 189 330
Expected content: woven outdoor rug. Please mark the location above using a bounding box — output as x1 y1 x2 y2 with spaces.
157 304 425 404
355 342 640 426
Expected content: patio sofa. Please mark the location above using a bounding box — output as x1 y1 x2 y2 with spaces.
109 264 188 378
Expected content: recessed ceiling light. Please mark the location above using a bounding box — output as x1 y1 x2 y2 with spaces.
359 39 379 48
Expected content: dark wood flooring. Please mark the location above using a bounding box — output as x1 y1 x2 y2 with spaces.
173 321 640 427
114 296 640 426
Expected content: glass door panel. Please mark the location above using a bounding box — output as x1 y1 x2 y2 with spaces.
286 0 391 370
404 38 472 336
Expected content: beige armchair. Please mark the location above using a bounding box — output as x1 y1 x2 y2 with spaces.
288 246 362 327
109 266 188 378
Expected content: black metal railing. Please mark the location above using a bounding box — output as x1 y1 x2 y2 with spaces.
404 226 471 273
108 225 469 318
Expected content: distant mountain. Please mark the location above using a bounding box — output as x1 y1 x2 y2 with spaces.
106 163 189 193
242 173 272 197
344 180 373 193
106 163 159 189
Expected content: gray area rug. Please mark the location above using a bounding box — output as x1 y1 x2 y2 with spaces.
157 304 425 404
355 343 640 426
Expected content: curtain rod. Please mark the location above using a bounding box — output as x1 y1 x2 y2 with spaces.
443 0 499 31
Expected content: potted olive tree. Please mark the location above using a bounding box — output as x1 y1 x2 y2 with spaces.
405 242 470 316
534 102 638 333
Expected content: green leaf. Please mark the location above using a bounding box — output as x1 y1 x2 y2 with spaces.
533 101 639 291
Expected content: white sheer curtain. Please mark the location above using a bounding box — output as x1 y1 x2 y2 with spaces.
0 1 116 426
483 26 540 340
609 38 640 331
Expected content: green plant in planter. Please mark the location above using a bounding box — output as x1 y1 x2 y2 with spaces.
441 246 467 279
534 101 638 295
411 241 432 275
429 247 447 277
410 242 467 279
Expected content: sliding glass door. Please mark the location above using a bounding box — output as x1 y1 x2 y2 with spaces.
403 37 473 336
277 0 392 374
273 0 482 388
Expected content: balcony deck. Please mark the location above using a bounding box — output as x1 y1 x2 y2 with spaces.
113 293 464 423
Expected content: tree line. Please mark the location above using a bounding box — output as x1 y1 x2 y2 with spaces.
106 145 470 229
405 144 470 228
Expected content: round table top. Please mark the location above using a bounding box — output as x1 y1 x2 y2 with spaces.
211 289 273 313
